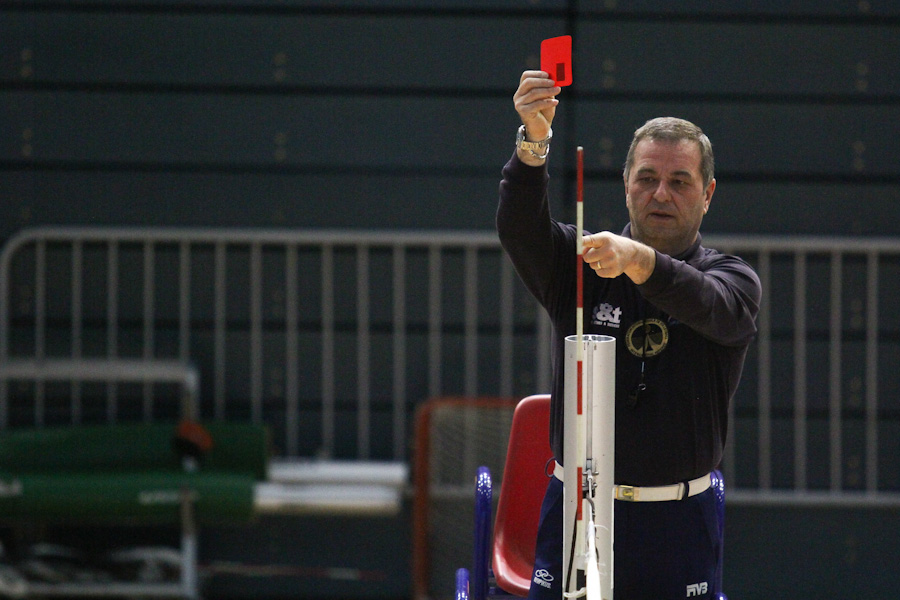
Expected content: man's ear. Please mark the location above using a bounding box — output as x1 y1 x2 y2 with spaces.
703 178 716 214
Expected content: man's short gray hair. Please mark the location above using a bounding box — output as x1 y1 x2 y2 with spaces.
623 117 715 187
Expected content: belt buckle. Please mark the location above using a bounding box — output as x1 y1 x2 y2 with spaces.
616 485 637 502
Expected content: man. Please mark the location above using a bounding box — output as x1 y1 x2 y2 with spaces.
497 70 761 599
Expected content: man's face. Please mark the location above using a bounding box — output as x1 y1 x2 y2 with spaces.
624 138 715 256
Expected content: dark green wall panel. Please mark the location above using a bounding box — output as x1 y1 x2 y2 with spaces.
576 21 900 96
0 13 564 91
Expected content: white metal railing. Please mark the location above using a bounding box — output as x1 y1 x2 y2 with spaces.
0 358 200 423
0 227 552 462
713 236 900 505
0 227 898 505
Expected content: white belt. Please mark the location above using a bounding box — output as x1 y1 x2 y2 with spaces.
552 461 711 502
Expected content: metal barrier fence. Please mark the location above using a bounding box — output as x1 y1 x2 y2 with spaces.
714 236 900 505
1 227 898 503
0 227 553 462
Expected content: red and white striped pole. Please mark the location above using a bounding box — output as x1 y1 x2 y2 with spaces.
576 144 585 523
564 146 587 596
563 146 615 600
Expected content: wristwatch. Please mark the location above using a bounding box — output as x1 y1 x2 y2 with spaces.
515 125 552 159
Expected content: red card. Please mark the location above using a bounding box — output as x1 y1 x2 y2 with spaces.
541 35 573 87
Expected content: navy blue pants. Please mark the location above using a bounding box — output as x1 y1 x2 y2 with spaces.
526 477 722 600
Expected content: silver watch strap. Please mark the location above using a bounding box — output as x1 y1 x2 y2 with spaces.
516 125 552 159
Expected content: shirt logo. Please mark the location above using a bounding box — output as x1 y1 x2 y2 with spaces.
533 568 554 589
625 318 669 358
686 581 709 596
592 302 622 329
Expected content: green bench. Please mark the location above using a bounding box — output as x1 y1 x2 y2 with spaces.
0 420 269 598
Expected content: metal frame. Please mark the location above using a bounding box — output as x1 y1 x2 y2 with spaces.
1 227 899 506
0 359 202 599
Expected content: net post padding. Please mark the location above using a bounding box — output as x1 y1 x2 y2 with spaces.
563 334 615 600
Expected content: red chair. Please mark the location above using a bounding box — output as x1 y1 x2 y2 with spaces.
457 394 552 600
492 394 553 595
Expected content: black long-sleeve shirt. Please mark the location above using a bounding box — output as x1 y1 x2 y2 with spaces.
497 152 761 486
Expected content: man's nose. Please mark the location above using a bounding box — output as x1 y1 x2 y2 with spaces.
652 180 671 201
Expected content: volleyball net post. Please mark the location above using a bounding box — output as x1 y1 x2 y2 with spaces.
562 338 616 597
